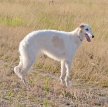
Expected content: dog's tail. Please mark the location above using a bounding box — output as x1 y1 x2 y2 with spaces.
14 56 23 79
18 41 31 69
14 41 26 79
14 41 32 79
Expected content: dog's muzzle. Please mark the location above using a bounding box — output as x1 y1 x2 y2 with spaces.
92 35 94 38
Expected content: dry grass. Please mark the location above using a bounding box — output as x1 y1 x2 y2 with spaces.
0 0 108 106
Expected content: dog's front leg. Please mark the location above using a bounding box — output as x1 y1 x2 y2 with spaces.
60 60 66 85
65 60 72 87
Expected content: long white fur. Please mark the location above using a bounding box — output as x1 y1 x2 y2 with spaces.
14 23 94 87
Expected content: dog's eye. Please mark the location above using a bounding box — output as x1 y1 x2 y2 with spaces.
85 28 89 31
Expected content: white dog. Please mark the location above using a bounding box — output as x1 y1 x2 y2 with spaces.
14 23 94 87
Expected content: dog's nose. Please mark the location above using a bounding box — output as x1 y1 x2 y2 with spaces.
92 35 94 38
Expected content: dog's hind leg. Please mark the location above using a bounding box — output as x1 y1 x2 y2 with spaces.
14 45 38 88
14 57 34 88
20 50 36 87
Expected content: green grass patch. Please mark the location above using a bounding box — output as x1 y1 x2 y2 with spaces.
43 99 52 107
0 16 25 27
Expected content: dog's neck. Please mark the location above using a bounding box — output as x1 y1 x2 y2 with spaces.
77 35 83 41
71 27 84 42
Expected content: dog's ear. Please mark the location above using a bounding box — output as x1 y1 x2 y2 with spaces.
79 24 85 29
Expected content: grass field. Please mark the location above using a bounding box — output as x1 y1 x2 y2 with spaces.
0 0 108 106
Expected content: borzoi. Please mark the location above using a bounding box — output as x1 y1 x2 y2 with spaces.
14 23 94 87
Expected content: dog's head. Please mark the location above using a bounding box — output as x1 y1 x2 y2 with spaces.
79 23 94 42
